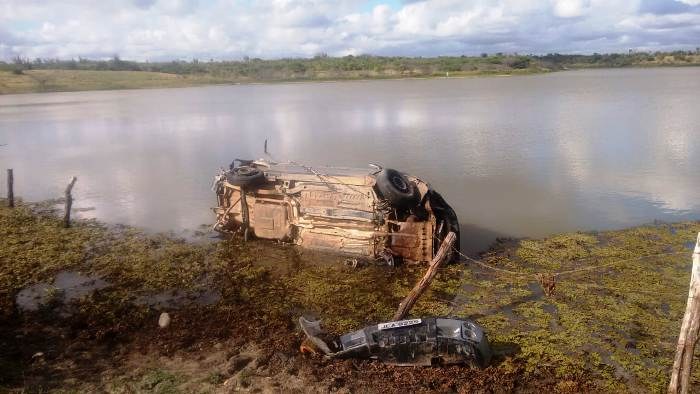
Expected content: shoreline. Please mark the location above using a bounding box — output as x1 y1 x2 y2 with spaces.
0 68 544 96
1 198 699 391
1 64 698 96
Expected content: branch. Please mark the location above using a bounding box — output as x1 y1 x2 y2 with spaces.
65 176 77 195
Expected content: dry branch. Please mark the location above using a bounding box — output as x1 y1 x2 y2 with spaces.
392 231 456 321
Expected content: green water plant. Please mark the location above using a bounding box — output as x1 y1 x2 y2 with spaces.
2 200 699 391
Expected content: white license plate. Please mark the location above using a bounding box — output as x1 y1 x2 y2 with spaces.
378 319 422 330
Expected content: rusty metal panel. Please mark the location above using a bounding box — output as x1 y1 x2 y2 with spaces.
300 207 375 221
298 228 374 256
390 219 434 263
251 201 290 240
299 189 374 212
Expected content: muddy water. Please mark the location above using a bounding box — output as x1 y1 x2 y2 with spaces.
15 271 108 314
15 270 221 312
1 68 699 253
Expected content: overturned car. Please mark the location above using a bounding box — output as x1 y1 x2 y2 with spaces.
212 159 460 264
299 317 493 367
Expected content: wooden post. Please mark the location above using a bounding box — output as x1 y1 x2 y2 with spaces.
392 231 457 321
669 233 700 394
6 169 13 208
63 177 77 228
240 186 249 242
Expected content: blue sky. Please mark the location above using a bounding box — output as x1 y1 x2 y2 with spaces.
361 0 401 12
1 0 699 61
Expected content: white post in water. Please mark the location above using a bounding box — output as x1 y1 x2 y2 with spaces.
669 233 700 394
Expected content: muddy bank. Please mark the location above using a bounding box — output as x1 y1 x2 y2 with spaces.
1 200 698 392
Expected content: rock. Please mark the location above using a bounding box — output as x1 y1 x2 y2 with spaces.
158 312 171 328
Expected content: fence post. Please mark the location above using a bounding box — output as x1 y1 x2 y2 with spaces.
240 186 249 242
6 169 13 208
63 177 77 228
669 232 700 394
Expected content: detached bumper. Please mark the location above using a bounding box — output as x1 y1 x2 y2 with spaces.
300 317 492 368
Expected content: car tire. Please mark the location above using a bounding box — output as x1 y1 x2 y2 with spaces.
227 166 265 187
375 168 419 208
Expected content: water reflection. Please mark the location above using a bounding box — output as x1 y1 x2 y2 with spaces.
0 68 698 253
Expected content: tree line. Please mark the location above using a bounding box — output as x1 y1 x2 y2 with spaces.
2 50 698 80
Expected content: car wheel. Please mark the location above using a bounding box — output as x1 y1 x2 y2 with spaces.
375 168 419 208
227 166 266 187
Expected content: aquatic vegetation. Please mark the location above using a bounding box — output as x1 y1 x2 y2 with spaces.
441 222 700 391
2 200 699 391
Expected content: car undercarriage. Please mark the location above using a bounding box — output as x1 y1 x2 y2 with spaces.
213 159 460 264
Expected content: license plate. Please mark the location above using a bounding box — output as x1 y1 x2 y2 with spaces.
378 319 422 330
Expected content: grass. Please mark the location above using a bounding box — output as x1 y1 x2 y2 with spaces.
1 199 699 391
1 61 697 95
139 369 180 393
0 70 225 95
0 67 544 95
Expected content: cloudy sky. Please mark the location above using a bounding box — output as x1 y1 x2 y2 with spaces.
1 0 699 61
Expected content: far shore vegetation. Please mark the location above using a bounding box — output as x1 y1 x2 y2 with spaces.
1 50 699 94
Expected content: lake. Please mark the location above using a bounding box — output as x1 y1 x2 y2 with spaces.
1 67 699 254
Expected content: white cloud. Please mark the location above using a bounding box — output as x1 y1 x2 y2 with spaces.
552 0 590 18
619 12 700 30
0 0 698 61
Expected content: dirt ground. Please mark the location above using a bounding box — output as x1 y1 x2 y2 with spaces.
2 201 700 393
2 303 591 394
